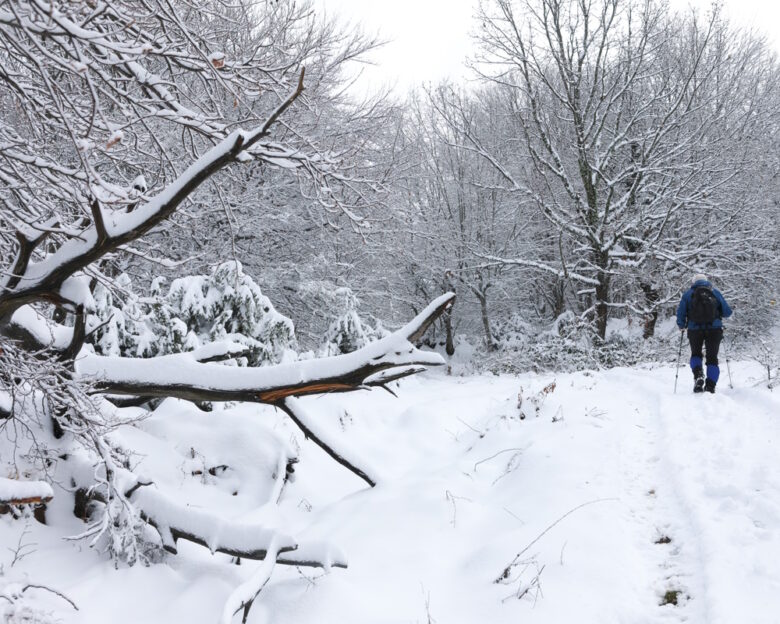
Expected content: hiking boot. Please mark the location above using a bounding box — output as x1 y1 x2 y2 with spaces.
693 377 705 393
705 379 716 394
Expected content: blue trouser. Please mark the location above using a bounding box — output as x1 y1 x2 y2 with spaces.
688 328 723 383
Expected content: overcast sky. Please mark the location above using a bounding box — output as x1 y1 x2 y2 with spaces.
311 0 780 95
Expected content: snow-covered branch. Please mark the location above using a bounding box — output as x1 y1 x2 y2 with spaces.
77 294 455 405
219 541 281 624
132 485 296 560
0 477 53 507
135 483 347 568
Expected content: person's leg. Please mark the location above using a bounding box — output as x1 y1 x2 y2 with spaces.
688 329 705 391
704 328 723 392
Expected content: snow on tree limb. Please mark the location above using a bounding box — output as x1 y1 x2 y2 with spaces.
0 78 304 323
76 293 456 405
217 537 347 624
0 476 53 506
131 485 297 559
219 540 281 624
131 485 347 568
276 543 348 569
402 292 458 343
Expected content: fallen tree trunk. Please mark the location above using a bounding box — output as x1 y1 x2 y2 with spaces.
0 477 53 506
133 485 297 559
76 293 455 405
0 477 53 522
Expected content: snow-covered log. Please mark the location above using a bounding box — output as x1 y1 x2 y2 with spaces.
77 293 455 405
0 477 53 506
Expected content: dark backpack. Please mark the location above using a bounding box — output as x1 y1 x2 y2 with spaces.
689 286 719 325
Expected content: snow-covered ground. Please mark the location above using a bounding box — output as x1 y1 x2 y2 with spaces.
2 361 779 624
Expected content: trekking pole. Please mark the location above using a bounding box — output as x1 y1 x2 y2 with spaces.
674 329 684 394
723 330 734 389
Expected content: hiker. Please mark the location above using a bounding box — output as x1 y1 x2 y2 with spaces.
676 273 733 393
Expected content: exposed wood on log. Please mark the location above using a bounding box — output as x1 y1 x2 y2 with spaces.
99 363 429 408
0 495 52 506
0 477 54 508
257 382 353 402
0 489 52 524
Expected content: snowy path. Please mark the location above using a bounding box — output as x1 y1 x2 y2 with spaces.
655 384 780 624
2 363 779 624
265 363 780 624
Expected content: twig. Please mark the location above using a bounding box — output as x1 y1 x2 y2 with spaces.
21 584 79 611
445 490 472 528
457 417 484 437
473 448 525 473
495 498 617 583
7 526 36 567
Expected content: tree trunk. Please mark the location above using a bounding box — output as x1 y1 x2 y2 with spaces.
477 292 496 351
594 250 611 340
444 309 455 356
640 282 660 339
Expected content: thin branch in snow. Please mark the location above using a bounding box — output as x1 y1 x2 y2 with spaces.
495 498 618 584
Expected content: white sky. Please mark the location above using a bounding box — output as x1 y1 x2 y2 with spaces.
311 0 780 95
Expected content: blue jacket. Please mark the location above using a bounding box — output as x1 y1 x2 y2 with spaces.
677 280 732 330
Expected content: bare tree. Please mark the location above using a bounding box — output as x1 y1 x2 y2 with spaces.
388 87 527 352
466 0 775 338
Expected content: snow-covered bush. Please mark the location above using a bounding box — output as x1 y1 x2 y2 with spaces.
89 262 296 366
482 312 678 375
90 274 160 358
319 288 389 356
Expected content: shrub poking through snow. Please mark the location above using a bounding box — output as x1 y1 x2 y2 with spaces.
517 381 556 420
661 589 683 606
